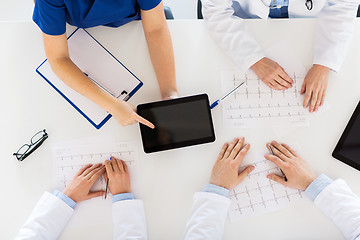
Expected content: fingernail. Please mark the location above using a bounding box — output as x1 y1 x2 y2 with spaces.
267 175 271 179
250 166 255 171
110 157 113 160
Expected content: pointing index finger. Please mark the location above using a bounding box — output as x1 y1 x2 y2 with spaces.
133 113 155 129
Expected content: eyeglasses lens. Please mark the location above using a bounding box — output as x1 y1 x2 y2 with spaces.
31 131 45 144
17 144 30 156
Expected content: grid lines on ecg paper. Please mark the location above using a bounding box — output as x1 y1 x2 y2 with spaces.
230 183 304 214
56 151 135 188
229 159 304 216
225 72 306 120
57 150 135 161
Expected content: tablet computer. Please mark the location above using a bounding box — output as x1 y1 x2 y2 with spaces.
332 101 360 171
137 94 215 153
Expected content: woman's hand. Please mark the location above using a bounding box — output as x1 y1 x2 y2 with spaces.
251 57 293 90
265 141 317 190
110 99 154 128
104 157 131 195
62 163 106 202
301 64 330 112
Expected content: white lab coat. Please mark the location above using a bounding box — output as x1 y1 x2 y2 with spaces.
184 192 231 240
201 0 359 73
15 192 147 240
184 179 360 240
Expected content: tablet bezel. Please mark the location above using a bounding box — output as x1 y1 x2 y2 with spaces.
137 94 216 153
332 101 360 171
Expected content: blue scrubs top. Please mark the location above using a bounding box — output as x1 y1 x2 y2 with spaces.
33 0 161 35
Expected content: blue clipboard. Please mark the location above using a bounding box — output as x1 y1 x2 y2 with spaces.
36 28 143 129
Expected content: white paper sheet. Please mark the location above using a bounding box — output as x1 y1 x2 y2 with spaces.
221 40 328 128
229 146 310 222
272 101 331 138
52 138 138 227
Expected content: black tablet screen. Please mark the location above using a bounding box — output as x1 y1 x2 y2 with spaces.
333 101 360 170
336 113 360 161
138 94 215 153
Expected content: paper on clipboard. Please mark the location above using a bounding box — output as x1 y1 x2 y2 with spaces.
36 28 142 129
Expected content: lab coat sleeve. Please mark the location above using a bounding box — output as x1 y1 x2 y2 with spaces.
15 192 74 240
314 179 360 240
184 192 231 240
314 0 359 72
201 0 266 72
112 199 148 240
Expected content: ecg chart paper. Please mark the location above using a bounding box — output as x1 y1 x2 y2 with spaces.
52 139 138 227
221 40 322 128
229 150 310 222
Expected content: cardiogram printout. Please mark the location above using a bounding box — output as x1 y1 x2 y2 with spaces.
53 141 137 191
228 147 310 222
52 136 138 227
221 40 324 128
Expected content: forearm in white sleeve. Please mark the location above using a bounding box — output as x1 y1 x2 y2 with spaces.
201 0 265 72
112 199 148 240
314 179 360 240
15 192 74 240
314 0 359 72
184 192 231 240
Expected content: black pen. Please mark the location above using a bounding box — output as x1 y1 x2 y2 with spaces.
104 177 109 199
269 144 288 181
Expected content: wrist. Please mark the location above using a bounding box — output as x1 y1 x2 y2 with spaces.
250 57 265 70
303 175 317 190
62 190 77 203
303 181 314 191
209 180 230 190
107 97 125 115
54 190 77 209
162 90 178 100
112 189 131 195
312 64 330 73
90 85 120 113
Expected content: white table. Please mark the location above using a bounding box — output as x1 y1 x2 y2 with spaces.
1 19 360 240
